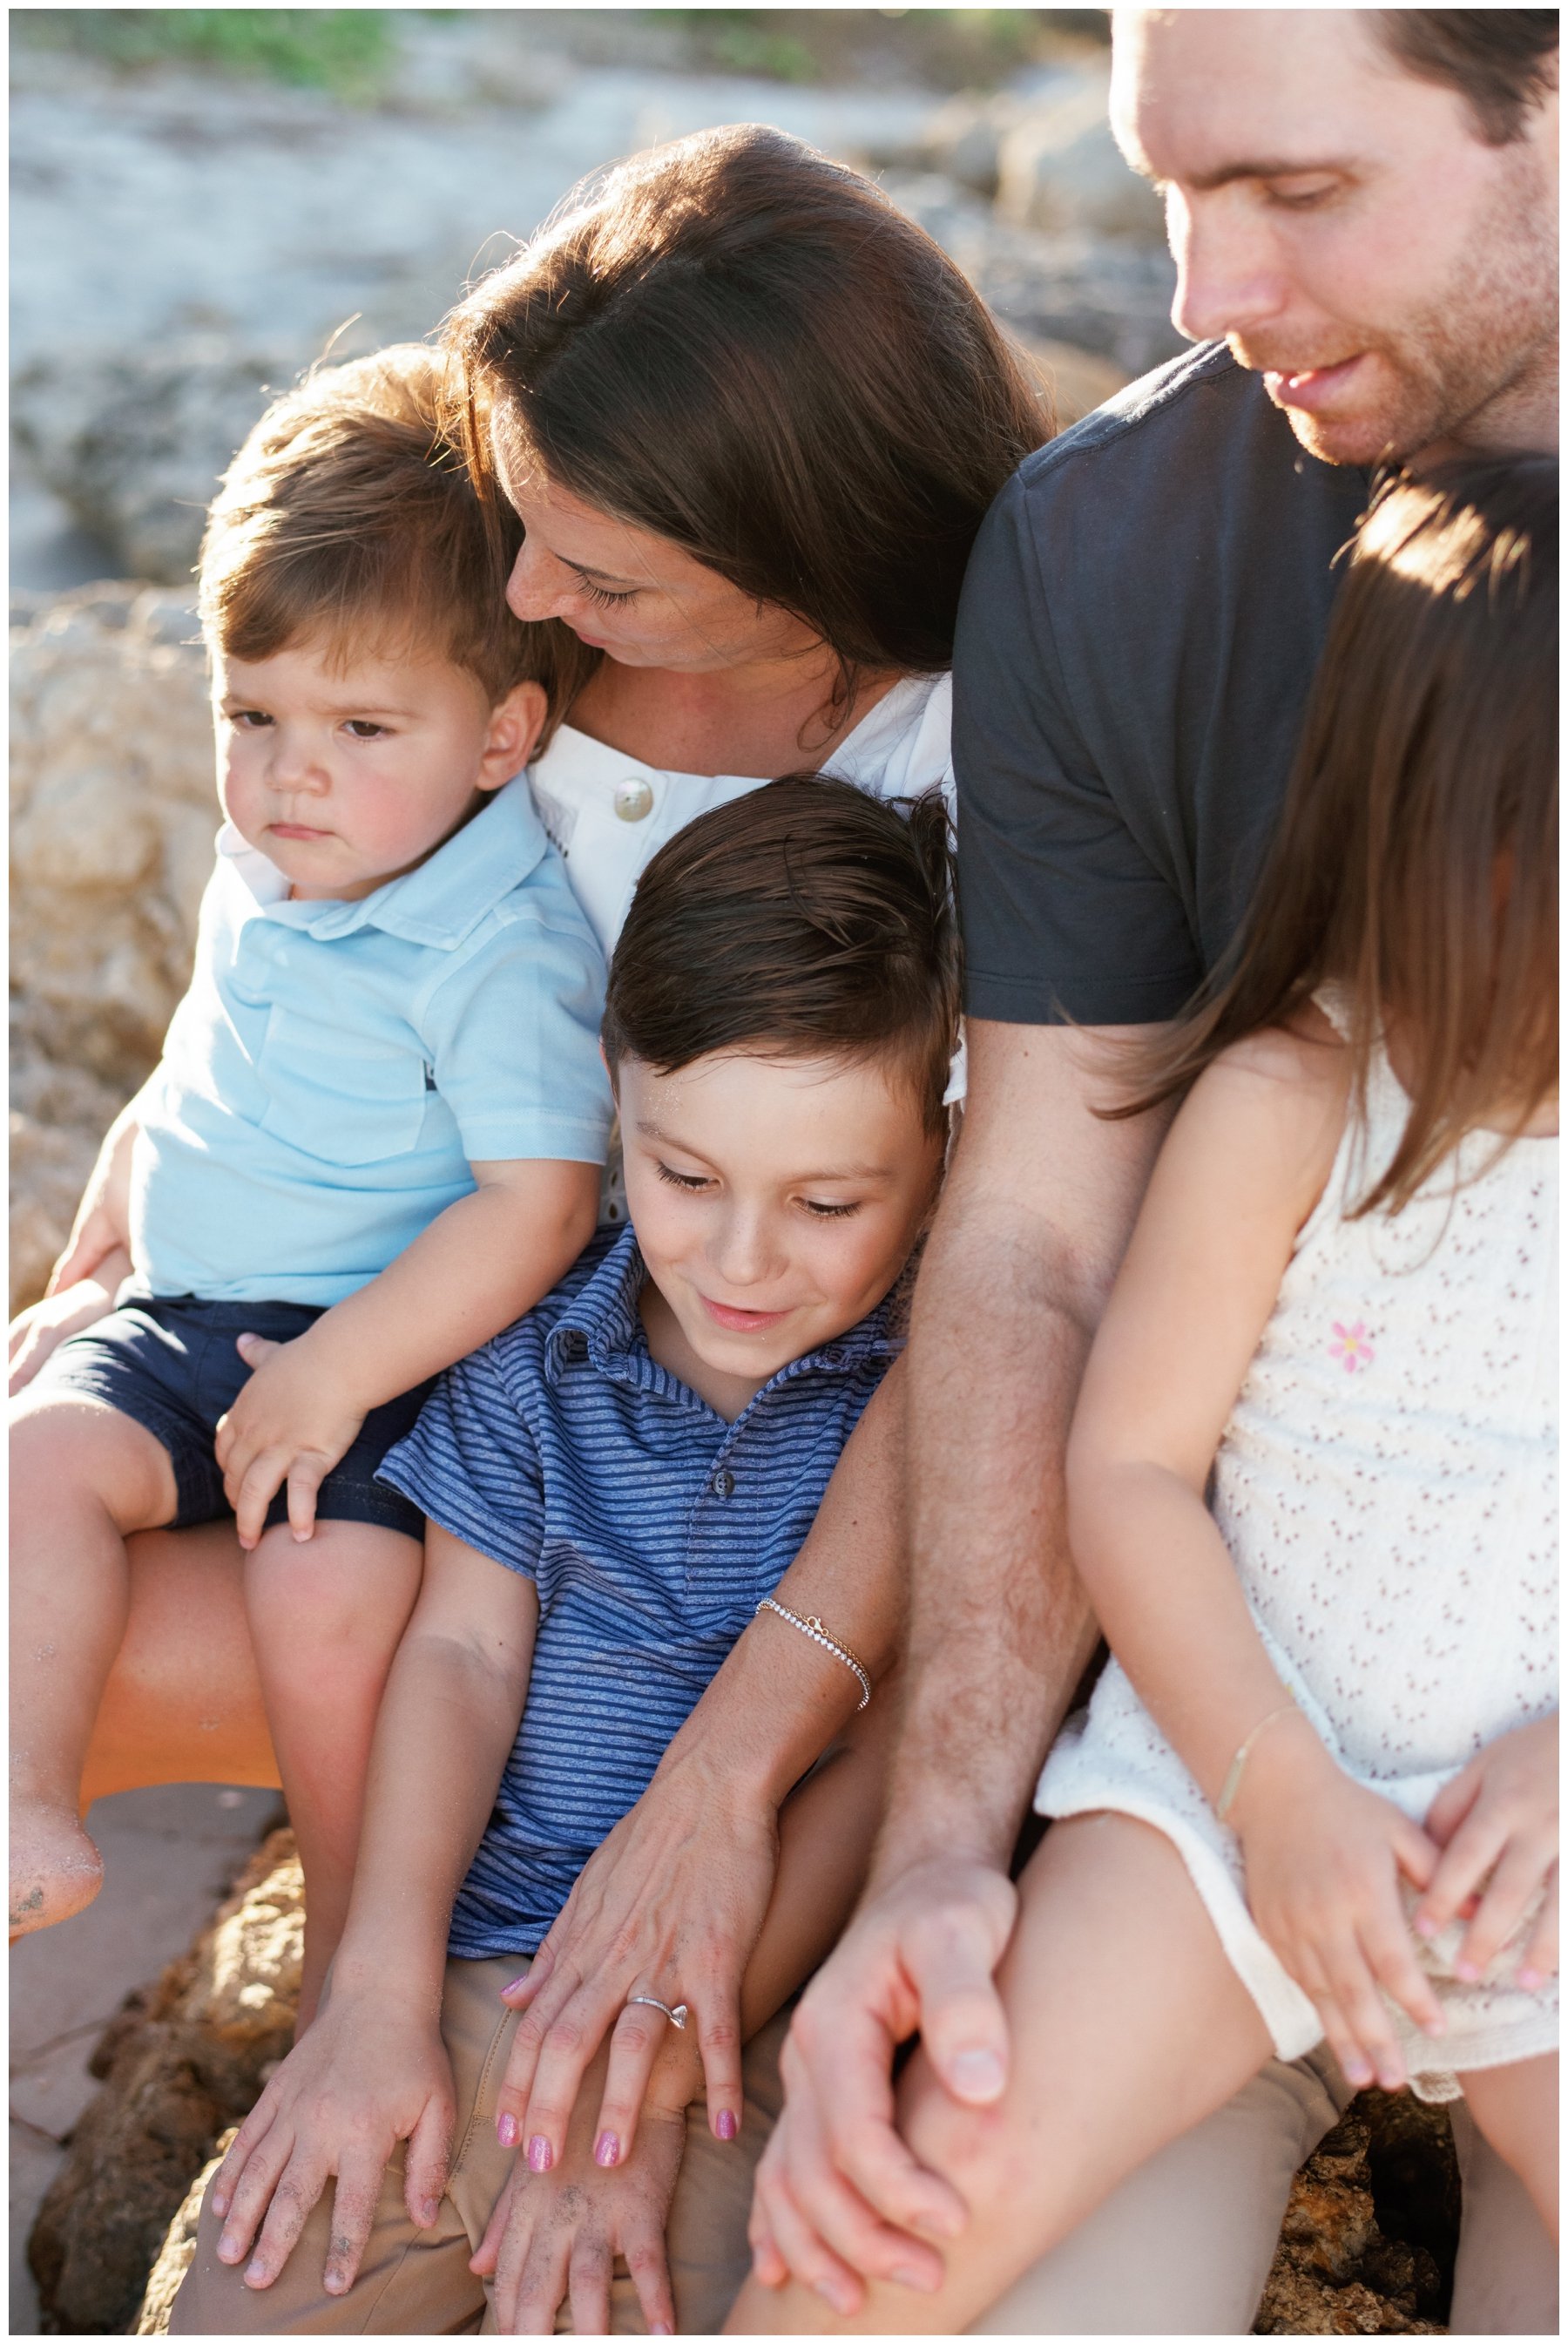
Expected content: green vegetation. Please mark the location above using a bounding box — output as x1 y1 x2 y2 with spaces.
14 10 398 102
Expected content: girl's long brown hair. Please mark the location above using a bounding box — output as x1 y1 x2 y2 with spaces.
1113 457 1558 1215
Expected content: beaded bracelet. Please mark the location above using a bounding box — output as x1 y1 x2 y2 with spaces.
755 1596 872 1711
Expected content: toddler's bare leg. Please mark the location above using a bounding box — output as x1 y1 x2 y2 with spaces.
10 1394 179 1933
244 1521 423 2028
1461 2054 1558 2244
727 1812 1274 2334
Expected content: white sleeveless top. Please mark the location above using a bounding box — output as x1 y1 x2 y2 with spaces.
526 673 953 961
1037 1022 1558 2090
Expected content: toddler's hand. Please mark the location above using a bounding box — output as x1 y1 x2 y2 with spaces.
1416 1717 1558 1988
9 1254 129 1395
473 2036 693 2335
214 1331 368 1548
208 1987 455 2295
1234 1732 1445 2092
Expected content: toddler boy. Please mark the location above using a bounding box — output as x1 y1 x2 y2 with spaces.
10 346 612 2015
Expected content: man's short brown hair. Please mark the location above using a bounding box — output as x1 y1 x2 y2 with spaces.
1377 11 1558 143
199 342 571 715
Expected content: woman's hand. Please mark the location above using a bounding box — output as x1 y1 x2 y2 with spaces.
206 1986 456 2295
1415 1716 1558 1987
474 2036 697 2335
492 1746 780 2171
1234 1724 1444 2092
9 1248 131 1393
214 1331 368 1548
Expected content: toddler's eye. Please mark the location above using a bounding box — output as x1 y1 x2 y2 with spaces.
655 1162 711 1193
344 721 389 740
227 708 272 729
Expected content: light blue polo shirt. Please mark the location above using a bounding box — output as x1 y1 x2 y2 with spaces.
129 779 613 1308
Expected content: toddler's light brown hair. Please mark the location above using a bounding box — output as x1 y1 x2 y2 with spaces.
199 342 571 726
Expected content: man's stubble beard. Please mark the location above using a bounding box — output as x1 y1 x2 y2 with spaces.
1239 139 1558 469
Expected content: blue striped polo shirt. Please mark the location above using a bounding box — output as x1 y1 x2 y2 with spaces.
377 1223 903 1961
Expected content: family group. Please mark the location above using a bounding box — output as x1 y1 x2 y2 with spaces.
9 10 1558 2334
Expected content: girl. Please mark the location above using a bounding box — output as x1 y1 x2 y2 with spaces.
733 457 1557 2332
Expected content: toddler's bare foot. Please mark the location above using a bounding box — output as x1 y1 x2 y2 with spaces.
10 1804 104 1937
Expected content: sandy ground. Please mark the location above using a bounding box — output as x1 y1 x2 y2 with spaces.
10 1785 280 2333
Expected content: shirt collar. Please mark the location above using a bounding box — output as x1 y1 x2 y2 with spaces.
544 1225 906 1406
214 776 550 948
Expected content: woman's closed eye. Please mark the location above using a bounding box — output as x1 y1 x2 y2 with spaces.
579 579 639 610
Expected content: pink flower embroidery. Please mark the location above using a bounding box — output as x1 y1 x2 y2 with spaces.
1330 1321 1375 1373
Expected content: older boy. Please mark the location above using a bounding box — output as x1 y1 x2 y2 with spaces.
10 347 612 2020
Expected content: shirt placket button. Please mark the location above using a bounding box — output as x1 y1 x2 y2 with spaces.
613 777 654 823
712 1467 735 1499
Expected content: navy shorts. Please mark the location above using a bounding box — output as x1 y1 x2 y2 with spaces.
34 1294 432 1540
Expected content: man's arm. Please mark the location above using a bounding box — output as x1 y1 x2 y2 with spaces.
747 1015 1172 2304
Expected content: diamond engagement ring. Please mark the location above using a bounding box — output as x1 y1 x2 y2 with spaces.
625 1994 689 2029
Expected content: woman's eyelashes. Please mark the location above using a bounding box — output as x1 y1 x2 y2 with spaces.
576 576 639 610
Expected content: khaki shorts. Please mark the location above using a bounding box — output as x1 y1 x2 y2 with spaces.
170 1955 786 2335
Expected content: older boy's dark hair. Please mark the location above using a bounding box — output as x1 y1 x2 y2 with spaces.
603 776 961 1136
199 342 575 719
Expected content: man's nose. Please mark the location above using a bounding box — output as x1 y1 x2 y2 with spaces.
1168 187 1290 346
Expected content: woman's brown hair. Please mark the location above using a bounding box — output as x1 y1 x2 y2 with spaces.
1114 457 1558 1214
443 124 1049 714
602 776 960 1137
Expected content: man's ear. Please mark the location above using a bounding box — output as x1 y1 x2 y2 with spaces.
477 680 550 791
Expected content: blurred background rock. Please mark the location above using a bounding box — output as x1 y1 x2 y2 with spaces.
10 4 1181 1324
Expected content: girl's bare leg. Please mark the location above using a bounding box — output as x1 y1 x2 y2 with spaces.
11 1397 180 1933
1461 2055 1558 2244
727 1812 1274 2334
244 1521 423 2027
81 1521 280 1804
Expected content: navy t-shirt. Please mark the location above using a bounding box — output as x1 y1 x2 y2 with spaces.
954 341 1370 1026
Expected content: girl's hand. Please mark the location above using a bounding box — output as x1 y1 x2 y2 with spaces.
1415 1717 1558 1988
214 1331 368 1548
1234 1727 1445 2091
9 1249 131 1393
473 2037 697 2334
207 1988 456 2295
493 1754 779 2171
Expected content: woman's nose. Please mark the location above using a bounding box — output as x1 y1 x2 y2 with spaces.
506 539 579 626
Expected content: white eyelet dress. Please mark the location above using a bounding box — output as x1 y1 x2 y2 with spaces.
1037 1021 1558 2101
525 676 960 1227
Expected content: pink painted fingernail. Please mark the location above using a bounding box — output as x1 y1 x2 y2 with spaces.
594 2131 619 2168
1454 1959 1480 1982
651 2324 674 2335
1517 1967 1543 1991
527 2135 553 2173
1413 1913 1437 1939
714 2107 738 2142
496 2112 519 2148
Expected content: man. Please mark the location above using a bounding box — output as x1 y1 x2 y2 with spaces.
745 12 1558 2331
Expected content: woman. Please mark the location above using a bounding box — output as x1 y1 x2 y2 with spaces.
48 114 1044 2192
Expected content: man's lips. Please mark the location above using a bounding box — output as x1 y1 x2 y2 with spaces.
700 1295 793 1334
1260 354 1365 411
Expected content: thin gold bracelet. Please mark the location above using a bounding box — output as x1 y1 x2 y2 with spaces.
754 1596 871 1711
1214 1695 1301 1824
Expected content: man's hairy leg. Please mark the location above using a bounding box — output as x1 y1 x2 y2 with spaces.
748 1020 1172 2308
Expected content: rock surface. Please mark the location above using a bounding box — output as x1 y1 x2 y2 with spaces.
27 1829 302 2337
1256 2097 1456 2334
10 584 213 1311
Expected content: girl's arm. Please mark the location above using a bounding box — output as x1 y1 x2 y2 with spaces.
213 1155 598 1547
207 1523 538 2296
1066 1020 1445 2090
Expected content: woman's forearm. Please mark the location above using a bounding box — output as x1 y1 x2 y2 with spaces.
651 1365 908 1817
